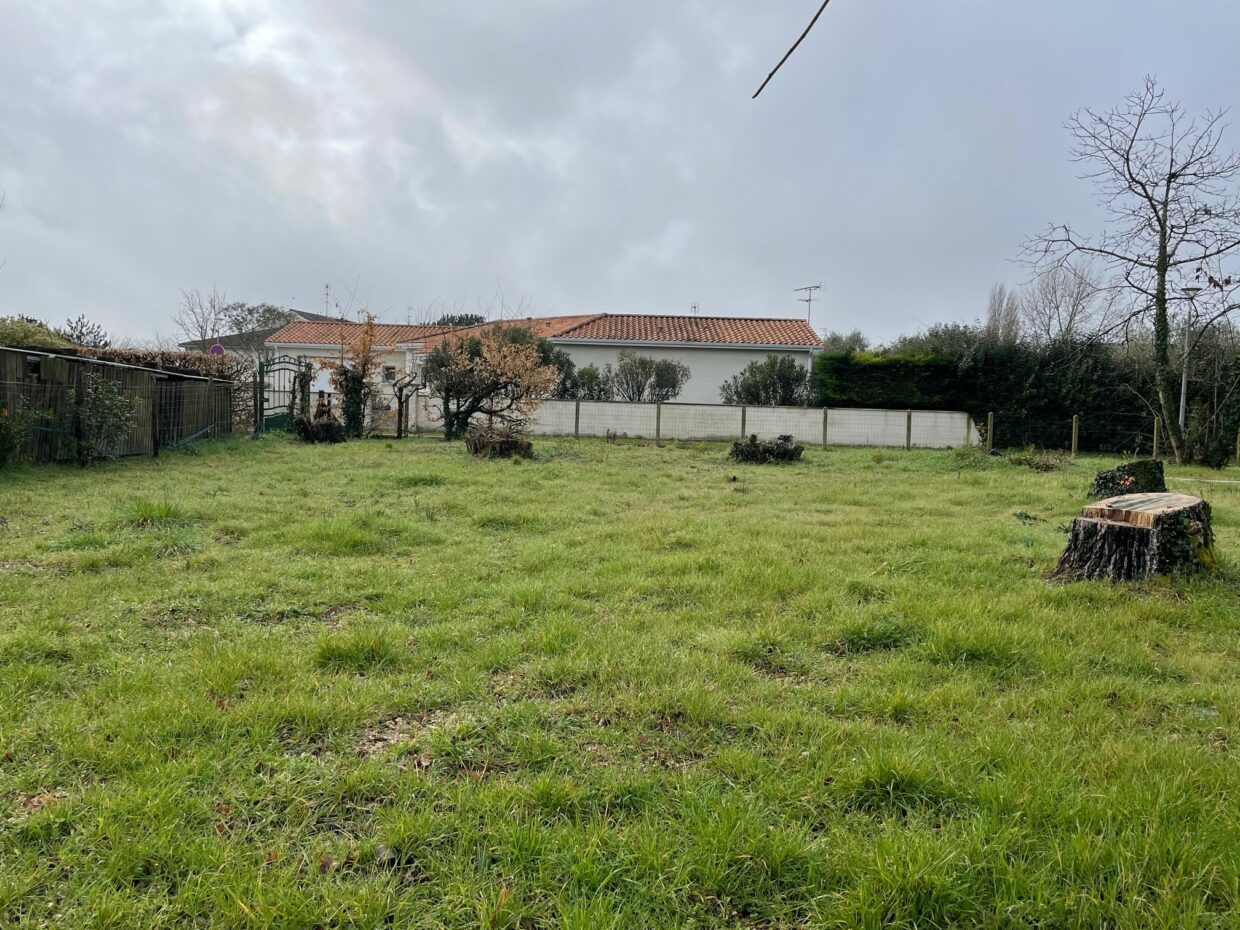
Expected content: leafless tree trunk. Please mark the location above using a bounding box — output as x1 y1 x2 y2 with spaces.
174 287 228 346
1024 78 1240 463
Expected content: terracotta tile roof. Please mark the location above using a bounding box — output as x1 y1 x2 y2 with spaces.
554 314 820 347
267 321 452 347
268 314 821 350
416 314 605 349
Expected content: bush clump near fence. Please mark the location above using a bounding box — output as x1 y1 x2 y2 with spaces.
465 425 533 459
729 434 804 464
293 416 346 445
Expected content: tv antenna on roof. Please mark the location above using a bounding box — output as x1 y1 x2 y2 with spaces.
795 284 821 323
689 301 700 316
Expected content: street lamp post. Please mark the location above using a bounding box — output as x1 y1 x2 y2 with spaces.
1179 284 1203 432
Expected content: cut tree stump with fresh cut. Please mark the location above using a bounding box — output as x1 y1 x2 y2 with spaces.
1054 492 1215 582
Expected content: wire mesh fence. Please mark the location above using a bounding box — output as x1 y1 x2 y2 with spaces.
2 378 232 464
981 411 1168 458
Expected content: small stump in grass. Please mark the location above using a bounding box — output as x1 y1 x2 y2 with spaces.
464 426 532 459
1089 459 1166 498
1055 492 1215 582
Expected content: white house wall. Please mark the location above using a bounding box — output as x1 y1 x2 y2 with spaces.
550 344 817 405
268 342 821 411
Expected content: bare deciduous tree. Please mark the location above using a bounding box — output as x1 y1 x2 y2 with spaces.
1025 77 1240 462
1019 265 1119 344
174 287 228 346
984 284 1022 344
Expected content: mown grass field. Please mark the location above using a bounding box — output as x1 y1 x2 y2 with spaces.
2 434 1240 929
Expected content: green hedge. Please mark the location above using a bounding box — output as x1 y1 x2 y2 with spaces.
811 352 961 409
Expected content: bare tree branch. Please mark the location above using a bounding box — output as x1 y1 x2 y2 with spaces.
752 0 834 100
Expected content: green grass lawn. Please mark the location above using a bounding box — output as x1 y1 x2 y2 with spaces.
2 435 1240 928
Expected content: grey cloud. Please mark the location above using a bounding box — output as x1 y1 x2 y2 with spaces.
1 1 1238 341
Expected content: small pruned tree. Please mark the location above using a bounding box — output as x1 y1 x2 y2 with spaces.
390 370 420 439
719 355 810 406
422 326 560 440
1025 78 1240 463
324 312 383 439
608 350 690 403
574 364 613 401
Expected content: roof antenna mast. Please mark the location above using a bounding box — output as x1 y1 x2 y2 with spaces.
795 284 822 324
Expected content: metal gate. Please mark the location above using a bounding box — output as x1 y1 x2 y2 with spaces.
255 355 312 434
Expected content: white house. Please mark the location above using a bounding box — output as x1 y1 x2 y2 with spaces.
265 313 821 406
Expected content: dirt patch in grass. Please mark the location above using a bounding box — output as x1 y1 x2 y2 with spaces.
14 789 67 814
355 709 472 760
0 560 56 574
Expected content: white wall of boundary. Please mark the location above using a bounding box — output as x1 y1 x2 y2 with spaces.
408 397 979 449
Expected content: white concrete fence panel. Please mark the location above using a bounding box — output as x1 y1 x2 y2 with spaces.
410 396 979 449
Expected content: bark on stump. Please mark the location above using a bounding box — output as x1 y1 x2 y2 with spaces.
1054 492 1215 582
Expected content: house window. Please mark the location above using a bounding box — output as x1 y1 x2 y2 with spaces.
383 366 397 383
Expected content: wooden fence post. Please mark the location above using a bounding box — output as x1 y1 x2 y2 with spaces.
1236 426 1240 467
905 409 913 451
1071 414 1080 458
655 403 662 441
1153 417 1161 459
986 411 995 453
574 399 581 438
822 407 829 447
740 405 747 438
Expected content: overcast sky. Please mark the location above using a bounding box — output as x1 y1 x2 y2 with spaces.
2 1 1238 344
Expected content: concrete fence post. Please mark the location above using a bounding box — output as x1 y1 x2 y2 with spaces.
822 407 829 447
412 390 420 433
574 399 581 438
740 405 747 438
986 411 995 453
905 409 913 451
1071 414 1080 458
655 403 662 441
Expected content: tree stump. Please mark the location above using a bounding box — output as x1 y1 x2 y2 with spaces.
1054 492 1215 582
